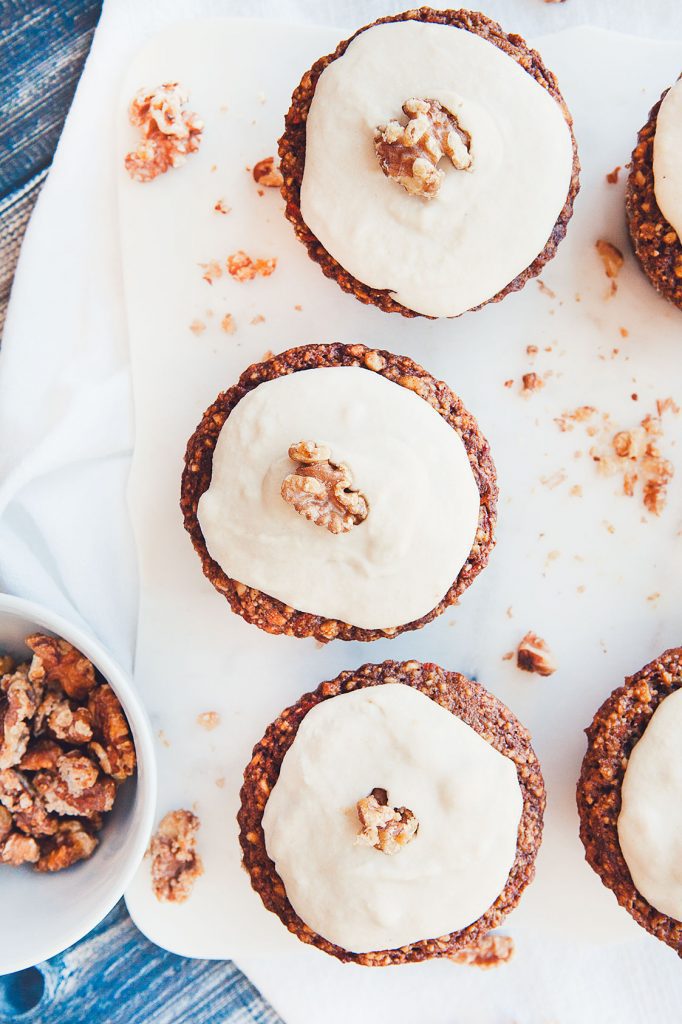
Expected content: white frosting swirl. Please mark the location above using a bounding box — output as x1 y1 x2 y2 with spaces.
300 20 574 317
197 366 480 630
262 682 523 953
653 77 682 238
618 687 682 922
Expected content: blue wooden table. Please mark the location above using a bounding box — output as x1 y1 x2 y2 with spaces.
0 4 282 1021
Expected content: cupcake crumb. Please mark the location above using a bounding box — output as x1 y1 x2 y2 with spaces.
448 933 514 969
595 239 624 296
196 711 221 731
606 166 621 185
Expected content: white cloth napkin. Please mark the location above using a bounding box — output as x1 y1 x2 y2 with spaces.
3 2 682 1023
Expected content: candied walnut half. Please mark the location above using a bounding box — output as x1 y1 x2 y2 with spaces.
88 684 136 781
26 634 95 700
33 754 115 820
449 933 515 969
0 831 40 866
281 441 368 535
516 632 557 677
355 787 418 855
149 809 204 903
0 804 11 842
0 665 42 769
35 692 94 745
375 98 472 199
35 819 98 873
125 82 203 183
0 768 57 837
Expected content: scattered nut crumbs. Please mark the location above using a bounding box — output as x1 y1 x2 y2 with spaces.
189 319 206 336
226 251 277 282
282 441 369 534
355 788 418 855
250 314 266 325
200 259 223 285
125 83 203 183
516 632 557 677
595 239 624 296
374 98 472 198
252 157 284 189
0 636 135 872
449 933 514 969
606 166 621 185
214 199 231 215
149 809 203 903
196 712 221 731
220 314 236 334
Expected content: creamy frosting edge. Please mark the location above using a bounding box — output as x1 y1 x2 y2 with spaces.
262 683 523 953
653 77 682 239
300 20 574 317
197 366 481 630
618 686 682 922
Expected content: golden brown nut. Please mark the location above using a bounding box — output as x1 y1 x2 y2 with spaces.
149 809 203 903
0 831 40 865
516 632 557 676
26 634 96 700
35 819 98 872
87 684 136 781
355 787 418 855
282 441 369 534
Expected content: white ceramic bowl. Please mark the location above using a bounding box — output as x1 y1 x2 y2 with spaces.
0 594 156 975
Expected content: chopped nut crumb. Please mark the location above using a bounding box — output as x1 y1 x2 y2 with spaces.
504 379 514 389
522 372 544 393
375 98 472 198
252 156 283 188
449 933 514 969
220 313 236 334
250 314 265 326
125 83 203 183
189 319 206 336
517 632 557 677
355 788 418 855
595 239 624 296
149 809 203 903
199 260 223 285
606 166 621 185
226 251 277 282
196 712 220 731
282 441 368 534
213 199 231 215
536 279 556 299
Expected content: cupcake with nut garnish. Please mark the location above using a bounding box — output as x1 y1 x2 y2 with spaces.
181 343 496 642
279 7 579 319
577 647 682 956
626 77 682 309
238 659 544 965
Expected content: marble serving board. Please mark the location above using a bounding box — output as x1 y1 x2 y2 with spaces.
119 18 682 966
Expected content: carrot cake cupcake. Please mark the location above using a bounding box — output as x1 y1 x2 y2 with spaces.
238 660 545 965
577 647 682 956
181 343 496 643
626 77 682 310
279 7 579 319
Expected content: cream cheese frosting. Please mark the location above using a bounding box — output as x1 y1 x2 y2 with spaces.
618 687 682 922
653 77 682 239
197 366 480 630
262 683 523 953
300 20 574 317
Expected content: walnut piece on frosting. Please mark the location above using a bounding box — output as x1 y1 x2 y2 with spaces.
281 441 369 535
0 635 136 873
516 632 557 677
375 98 472 199
125 82 203 183
149 809 204 903
355 787 419 855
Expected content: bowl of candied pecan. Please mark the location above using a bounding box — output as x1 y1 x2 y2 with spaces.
0 593 156 974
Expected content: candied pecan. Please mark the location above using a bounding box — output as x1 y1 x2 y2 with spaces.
88 684 136 781
0 804 11 842
0 831 40 865
0 768 57 836
0 665 42 769
355 788 418 855
252 156 283 188
35 819 98 872
125 82 203 183
33 758 115 820
35 692 94 745
516 632 557 676
149 809 203 903
19 739 63 772
375 98 472 199
281 441 368 535
26 634 96 699
449 933 515 969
